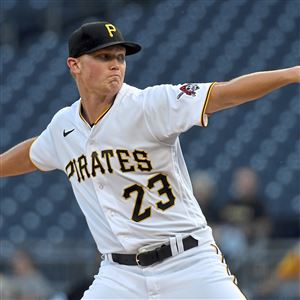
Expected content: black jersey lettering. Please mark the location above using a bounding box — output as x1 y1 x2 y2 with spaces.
102 149 114 173
116 149 135 172
91 151 106 176
77 155 91 181
133 150 153 172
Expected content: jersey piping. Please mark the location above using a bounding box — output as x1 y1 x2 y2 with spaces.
201 82 217 127
79 100 115 127
94 101 115 125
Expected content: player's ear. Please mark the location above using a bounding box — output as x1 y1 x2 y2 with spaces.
67 57 81 75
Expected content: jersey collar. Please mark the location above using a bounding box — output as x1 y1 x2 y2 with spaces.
77 83 129 128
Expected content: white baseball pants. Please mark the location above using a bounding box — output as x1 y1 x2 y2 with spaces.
82 227 247 299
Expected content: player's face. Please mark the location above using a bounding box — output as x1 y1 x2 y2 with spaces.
77 45 126 96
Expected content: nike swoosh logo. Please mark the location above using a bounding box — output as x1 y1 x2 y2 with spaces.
63 129 75 137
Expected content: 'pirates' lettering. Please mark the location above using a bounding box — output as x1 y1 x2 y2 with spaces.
133 150 153 172
73 159 81 182
91 151 105 176
65 148 154 181
102 150 114 173
116 149 135 172
65 161 74 178
78 155 91 181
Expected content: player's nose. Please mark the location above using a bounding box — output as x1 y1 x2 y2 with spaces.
109 57 121 70
110 61 120 70
110 64 120 70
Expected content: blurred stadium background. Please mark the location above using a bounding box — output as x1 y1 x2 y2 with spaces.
0 0 299 299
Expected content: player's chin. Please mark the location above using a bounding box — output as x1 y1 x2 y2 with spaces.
108 79 123 92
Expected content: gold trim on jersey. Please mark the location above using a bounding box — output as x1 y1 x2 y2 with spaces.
94 102 114 125
79 101 114 127
79 103 91 127
201 82 217 127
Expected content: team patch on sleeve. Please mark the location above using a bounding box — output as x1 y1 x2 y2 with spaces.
177 83 200 100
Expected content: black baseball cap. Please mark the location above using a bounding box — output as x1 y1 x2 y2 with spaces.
68 21 142 58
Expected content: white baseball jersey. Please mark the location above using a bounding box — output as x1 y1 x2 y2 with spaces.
30 82 215 254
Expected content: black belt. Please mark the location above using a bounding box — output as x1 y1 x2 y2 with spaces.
111 235 198 267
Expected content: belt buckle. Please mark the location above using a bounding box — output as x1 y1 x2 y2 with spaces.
135 247 148 266
135 240 169 266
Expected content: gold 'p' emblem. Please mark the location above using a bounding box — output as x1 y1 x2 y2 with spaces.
105 24 117 38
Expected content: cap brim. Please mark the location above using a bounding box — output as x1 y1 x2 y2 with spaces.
84 41 141 56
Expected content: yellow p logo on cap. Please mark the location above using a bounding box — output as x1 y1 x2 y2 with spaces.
105 24 117 38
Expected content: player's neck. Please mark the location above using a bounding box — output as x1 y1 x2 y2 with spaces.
80 93 115 126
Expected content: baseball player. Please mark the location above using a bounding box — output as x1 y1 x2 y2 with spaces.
1 21 299 299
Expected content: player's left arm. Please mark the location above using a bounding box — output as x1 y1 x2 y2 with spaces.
206 66 300 114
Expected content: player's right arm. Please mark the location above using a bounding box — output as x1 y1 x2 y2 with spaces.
0 137 38 177
206 66 300 114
